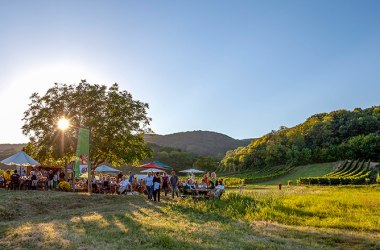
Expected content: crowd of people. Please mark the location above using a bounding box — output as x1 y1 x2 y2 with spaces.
0 169 225 200
0 168 60 190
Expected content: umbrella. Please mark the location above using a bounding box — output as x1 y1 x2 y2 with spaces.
94 165 120 173
140 168 166 173
179 169 205 174
1 151 41 166
139 161 173 171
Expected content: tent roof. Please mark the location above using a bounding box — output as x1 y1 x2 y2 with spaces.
140 168 166 173
139 161 173 170
179 168 205 174
1 151 41 166
94 165 120 173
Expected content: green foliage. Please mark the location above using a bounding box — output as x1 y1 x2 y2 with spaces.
220 106 380 172
21 81 152 167
222 177 244 187
287 180 293 186
377 173 380 183
58 181 71 192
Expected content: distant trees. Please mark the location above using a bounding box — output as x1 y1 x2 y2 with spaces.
220 106 380 172
22 80 152 168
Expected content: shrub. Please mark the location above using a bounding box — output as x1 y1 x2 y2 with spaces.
329 178 341 185
377 173 380 183
58 181 71 192
287 180 293 186
318 177 330 185
223 178 244 187
309 178 319 185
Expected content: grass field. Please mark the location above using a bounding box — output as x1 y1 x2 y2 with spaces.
0 185 379 249
257 162 336 185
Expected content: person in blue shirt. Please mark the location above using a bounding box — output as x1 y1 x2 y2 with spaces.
128 171 134 192
145 172 154 200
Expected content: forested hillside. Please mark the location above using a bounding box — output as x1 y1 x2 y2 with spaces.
144 131 253 156
221 106 380 172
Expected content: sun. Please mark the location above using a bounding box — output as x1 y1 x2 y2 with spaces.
57 118 70 130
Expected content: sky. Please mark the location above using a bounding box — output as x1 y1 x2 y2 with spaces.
0 0 380 143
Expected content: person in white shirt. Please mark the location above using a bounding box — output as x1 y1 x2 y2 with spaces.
145 172 154 200
118 176 130 194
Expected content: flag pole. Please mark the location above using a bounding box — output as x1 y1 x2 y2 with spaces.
87 126 92 194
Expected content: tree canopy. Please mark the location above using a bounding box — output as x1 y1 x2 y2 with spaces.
221 106 380 172
22 80 152 168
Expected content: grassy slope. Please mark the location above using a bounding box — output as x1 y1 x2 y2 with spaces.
1 186 379 250
257 162 336 185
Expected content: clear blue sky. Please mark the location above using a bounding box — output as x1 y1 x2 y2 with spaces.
1 0 380 143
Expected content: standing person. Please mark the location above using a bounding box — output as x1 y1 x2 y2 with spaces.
4 170 11 190
47 170 54 191
117 171 123 183
153 172 161 202
128 171 135 192
59 171 65 182
30 169 38 190
21 170 27 178
10 170 20 190
162 173 169 196
210 172 217 189
53 173 58 190
145 172 154 200
169 171 179 199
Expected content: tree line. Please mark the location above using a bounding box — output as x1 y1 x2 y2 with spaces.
220 107 380 172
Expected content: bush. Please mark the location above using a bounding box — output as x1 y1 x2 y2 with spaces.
58 181 71 192
377 173 380 183
223 178 244 187
318 177 330 185
287 180 293 186
329 178 341 185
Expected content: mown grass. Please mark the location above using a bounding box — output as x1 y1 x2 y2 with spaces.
0 185 379 250
257 162 336 185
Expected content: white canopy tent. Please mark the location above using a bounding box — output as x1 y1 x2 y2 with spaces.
179 169 205 174
140 168 166 173
1 151 41 174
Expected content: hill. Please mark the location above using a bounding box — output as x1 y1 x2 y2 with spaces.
221 106 380 172
144 131 253 156
0 144 25 165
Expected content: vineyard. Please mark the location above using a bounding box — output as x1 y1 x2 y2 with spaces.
299 160 379 185
220 165 295 185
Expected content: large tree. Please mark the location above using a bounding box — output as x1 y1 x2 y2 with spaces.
22 80 152 168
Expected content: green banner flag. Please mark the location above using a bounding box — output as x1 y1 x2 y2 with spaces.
74 128 90 178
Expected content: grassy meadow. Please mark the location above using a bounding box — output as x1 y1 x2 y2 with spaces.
0 185 379 250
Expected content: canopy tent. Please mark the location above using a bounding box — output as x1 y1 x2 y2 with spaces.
139 161 173 171
1 151 41 174
140 168 166 173
179 169 205 174
94 165 120 173
179 168 205 180
1 151 41 166
79 172 99 180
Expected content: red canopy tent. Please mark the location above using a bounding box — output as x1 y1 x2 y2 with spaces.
139 161 173 171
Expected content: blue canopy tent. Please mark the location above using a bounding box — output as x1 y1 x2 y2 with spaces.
94 165 120 173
